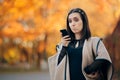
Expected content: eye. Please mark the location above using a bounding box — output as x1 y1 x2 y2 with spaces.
68 19 72 23
73 17 79 22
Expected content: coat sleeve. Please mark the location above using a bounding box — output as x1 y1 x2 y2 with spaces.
95 39 112 62
48 43 67 80
57 46 67 65
84 37 114 80
96 39 114 80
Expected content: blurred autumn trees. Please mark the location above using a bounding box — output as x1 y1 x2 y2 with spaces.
0 0 74 68
0 0 120 71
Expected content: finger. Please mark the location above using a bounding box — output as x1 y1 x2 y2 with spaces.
64 38 71 41
63 35 70 38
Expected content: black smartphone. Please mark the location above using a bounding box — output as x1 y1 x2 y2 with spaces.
60 29 69 37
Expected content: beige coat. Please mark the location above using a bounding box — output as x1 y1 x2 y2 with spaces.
48 37 113 80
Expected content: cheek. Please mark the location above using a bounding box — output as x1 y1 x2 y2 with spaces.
78 22 83 28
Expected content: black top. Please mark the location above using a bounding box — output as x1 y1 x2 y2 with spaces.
57 38 86 80
66 39 86 80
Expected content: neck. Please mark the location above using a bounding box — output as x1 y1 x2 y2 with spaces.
75 33 81 40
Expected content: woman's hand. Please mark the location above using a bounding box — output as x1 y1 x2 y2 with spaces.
86 71 100 79
61 35 71 47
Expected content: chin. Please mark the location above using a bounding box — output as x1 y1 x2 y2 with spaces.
73 31 80 34
72 30 80 33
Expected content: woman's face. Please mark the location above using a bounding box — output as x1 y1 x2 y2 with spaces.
68 12 83 34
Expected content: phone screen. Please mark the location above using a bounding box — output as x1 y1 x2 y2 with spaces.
60 29 69 37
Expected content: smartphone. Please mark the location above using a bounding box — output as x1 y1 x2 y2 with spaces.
60 29 69 37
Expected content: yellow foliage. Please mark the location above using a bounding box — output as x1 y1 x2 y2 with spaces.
33 0 44 8
3 48 20 64
14 0 28 8
8 7 18 14
1 0 120 57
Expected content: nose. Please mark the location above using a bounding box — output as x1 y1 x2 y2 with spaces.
71 22 75 27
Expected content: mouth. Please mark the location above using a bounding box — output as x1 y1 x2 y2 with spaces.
72 29 77 31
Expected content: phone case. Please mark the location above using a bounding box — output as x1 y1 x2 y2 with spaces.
60 29 69 37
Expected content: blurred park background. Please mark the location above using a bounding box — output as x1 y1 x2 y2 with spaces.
0 0 120 80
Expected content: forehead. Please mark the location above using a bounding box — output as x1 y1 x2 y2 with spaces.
68 12 81 19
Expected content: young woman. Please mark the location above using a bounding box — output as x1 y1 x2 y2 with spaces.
48 8 114 80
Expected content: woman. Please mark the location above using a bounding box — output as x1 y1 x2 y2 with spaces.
48 8 114 80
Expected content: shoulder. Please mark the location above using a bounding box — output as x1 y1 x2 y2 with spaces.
88 37 102 42
90 36 101 40
85 37 102 46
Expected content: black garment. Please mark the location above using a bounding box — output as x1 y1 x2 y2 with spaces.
84 59 112 80
67 39 86 80
57 39 86 80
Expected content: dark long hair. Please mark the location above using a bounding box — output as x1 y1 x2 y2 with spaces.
66 8 91 40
